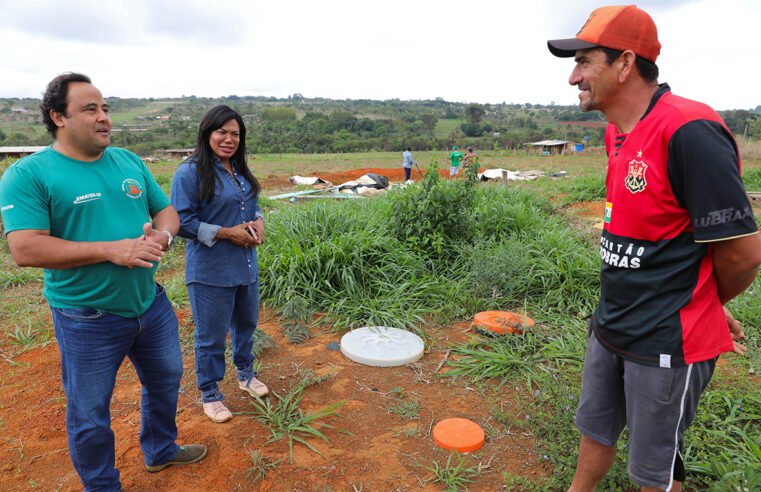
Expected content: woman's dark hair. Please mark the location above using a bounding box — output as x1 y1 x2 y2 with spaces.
191 105 260 202
40 72 92 136
602 47 659 82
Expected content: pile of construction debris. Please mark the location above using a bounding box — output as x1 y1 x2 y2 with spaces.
273 173 391 201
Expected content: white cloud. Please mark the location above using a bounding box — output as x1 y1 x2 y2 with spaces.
0 0 758 109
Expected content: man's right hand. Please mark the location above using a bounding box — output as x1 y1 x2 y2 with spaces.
724 306 748 355
6 229 165 270
108 237 165 269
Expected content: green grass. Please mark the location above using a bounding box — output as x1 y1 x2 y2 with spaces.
444 331 549 388
162 276 189 309
0 268 43 288
433 119 464 139
242 373 346 463
108 100 179 124
244 449 281 482
259 172 600 331
253 329 277 357
8 323 38 350
388 400 420 420
556 173 607 205
8 320 53 352
259 197 448 330
743 167 761 191
683 382 761 489
423 451 480 491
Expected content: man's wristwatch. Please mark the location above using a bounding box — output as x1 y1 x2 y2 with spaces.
161 230 174 249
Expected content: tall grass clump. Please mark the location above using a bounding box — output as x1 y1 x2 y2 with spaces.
259 175 601 330
556 174 606 205
684 385 761 490
461 192 599 316
444 330 548 387
469 184 554 239
259 197 452 330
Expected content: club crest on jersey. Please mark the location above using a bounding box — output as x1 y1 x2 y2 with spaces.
624 158 648 193
122 179 143 199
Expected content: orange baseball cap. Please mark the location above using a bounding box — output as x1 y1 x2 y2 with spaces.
547 5 661 63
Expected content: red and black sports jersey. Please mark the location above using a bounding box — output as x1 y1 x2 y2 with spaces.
593 84 757 367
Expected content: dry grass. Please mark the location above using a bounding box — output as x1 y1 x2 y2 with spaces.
738 136 761 163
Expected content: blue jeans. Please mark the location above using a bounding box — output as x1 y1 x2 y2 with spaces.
187 282 259 403
404 167 412 181
51 285 182 492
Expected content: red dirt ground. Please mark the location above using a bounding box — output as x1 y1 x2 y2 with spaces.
0 314 550 491
567 201 604 220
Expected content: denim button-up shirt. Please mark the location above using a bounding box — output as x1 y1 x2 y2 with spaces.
171 158 263 287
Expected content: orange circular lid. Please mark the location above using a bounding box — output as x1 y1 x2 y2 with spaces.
473 311 534 335
432 418 485 453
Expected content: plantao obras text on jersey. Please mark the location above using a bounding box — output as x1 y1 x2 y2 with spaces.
600 236 644 269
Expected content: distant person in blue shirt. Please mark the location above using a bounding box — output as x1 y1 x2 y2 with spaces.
171 105 269 424
402 147 416 181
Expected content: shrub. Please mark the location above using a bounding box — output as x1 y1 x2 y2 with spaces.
391 163 474 260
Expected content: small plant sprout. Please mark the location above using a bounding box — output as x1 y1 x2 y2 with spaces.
424 450 480 491
244 449 281 482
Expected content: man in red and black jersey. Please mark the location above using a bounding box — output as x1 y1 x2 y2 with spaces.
549 5 761 492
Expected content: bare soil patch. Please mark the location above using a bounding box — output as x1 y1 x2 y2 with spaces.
0 315 549 491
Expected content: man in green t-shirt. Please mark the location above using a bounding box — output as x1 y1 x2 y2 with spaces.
0 73 206 489
449 145 464 179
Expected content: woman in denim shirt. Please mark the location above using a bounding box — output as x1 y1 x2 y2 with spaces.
171 105 268 423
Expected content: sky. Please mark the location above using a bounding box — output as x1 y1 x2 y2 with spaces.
0 0 759 110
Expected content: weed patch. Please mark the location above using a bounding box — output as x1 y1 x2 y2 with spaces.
243 373 345 463
423 451 480 491
244 449 281 482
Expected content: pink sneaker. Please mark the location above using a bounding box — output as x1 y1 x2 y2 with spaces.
203 400 233 423
239 377 269 397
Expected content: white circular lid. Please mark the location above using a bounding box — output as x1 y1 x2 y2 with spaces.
340 326 424 367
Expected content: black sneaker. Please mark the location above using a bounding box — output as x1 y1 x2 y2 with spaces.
145 444 208 473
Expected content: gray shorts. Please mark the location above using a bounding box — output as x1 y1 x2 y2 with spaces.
575 331 715 490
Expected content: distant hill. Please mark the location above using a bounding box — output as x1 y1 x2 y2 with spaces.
1 95 756 155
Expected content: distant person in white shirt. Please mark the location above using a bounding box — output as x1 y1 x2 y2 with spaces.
402 147 417 181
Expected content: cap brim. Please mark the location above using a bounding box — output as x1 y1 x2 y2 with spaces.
547 38 599 58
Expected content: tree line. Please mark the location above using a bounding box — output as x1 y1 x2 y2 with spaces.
0 96 758 155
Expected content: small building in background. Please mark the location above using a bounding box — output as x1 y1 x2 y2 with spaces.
0 146 47 159
523 139 580 156
163 148 194 160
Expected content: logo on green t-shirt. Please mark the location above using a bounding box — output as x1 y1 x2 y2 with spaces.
122 178 144 199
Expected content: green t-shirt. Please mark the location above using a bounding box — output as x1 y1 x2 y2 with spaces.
450 151 464 167
0 146 170 317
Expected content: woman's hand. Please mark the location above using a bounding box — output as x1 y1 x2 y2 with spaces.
216 223 258 248
248 218 265 245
